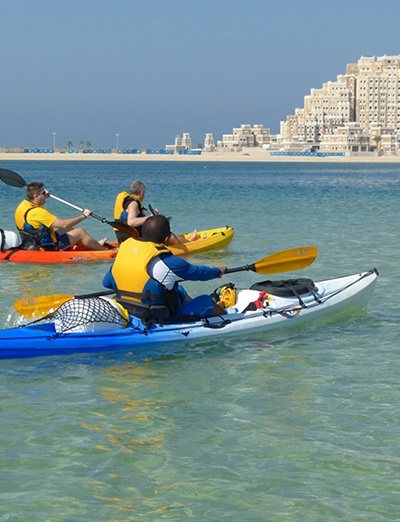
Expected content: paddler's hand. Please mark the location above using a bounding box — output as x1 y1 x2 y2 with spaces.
218 266 227 277
81 209 92 219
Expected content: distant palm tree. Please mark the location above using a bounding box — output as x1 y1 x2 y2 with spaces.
373 135 382 152
66 141 73 149
357 135 368 151
86 141 92 149
79 140 84 149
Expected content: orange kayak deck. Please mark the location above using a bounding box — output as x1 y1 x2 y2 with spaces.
0 226 234 264
0 244 118 264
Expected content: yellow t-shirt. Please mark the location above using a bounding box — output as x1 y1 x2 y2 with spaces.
25 207 57 229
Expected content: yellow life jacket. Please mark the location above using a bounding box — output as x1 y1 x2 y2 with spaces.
15 199 37 230
113 191 145 221
14 199 58 248
111 238 171 304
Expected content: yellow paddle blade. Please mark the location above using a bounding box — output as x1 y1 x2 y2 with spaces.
14 294 74 319
14 289 116 319
253 246 318 274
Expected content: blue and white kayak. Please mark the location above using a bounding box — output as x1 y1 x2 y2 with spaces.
0 269 378 360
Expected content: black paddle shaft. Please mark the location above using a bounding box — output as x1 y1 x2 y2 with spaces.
225 263 256 274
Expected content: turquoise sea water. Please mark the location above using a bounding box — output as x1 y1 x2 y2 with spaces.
0 160 399 521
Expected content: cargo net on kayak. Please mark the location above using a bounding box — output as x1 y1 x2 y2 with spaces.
53 297 128 334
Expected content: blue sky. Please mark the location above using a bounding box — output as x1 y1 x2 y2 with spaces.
1 0 400 150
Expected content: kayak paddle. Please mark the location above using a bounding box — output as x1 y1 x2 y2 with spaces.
225 246 318 275
14 246 317 319
148 203 171 221
14 290 116 319
0 168 139 239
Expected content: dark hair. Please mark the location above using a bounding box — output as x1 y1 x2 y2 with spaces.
142 215 171 243
26 182 44 201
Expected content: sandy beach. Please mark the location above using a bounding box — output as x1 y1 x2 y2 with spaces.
1 151 400 163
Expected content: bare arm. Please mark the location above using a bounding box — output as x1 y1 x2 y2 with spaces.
52 208 92 230
126 200 149 228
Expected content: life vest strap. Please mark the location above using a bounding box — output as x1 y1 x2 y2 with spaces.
116 289 165 302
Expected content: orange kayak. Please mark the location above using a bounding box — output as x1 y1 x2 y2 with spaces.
0 226 234 264
0 243 118 264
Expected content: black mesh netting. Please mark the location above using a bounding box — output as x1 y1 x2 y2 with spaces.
53 297 127 334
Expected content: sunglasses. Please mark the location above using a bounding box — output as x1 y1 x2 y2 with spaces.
36 191 49 197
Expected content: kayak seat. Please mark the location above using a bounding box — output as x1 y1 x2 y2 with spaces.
17 229 59 251
115 297 202 327
115 298 170 326
17 230 40 250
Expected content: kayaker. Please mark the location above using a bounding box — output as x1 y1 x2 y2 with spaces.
15 182 109 251
103 214 227 319
113 180 199 244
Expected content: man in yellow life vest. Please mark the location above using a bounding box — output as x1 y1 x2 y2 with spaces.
113 180 199 244
14 182 109 251
103 215 227 319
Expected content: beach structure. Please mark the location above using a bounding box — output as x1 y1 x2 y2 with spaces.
217 124 272 150
165 133 191 153
204 133 216 152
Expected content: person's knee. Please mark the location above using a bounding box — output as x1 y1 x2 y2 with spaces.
74 227 88 239
212 303 227 316
180 294 216 318
67 227 86 244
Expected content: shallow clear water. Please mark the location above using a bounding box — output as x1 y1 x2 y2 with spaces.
0 160 399 521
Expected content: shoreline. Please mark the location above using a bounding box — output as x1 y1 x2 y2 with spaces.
1 151 400 163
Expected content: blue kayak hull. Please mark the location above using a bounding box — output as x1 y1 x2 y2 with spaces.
0 270 378 359
0 321 197 359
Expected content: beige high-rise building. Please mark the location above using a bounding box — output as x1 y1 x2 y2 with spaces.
281 55 400 152
281 78 353 144
348 55 400 134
